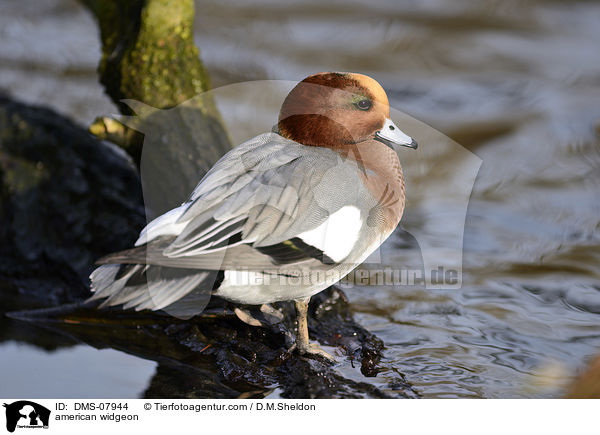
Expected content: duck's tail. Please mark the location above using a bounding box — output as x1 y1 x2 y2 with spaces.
88 263 220 319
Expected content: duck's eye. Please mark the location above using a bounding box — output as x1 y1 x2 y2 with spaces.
356 99 372 110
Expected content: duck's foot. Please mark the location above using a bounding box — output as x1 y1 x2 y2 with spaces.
293 297 336 363
234 304 284 327
296 342 336 363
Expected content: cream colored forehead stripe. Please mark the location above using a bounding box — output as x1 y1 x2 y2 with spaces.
350 73 389 106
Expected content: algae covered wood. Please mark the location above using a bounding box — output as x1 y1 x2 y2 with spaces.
82 0 231 216
82 0 212 111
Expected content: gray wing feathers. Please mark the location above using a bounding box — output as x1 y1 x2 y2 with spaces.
89 264 135 301
164 139 348 256
97 133 368 268
96 243 330 273
89 264 213 312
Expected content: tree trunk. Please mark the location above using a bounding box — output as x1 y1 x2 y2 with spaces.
82 0 231 218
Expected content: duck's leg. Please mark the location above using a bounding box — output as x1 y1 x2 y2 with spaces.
294 297 335 362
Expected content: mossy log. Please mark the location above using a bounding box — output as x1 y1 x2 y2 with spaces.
82 0 213 112
82 0 231 216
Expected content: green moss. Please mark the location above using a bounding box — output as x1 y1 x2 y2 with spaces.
81 0 229 164
0 109 48 197
0 153 49 195
83 0 213 111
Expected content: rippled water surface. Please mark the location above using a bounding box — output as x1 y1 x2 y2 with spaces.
1 0 599 398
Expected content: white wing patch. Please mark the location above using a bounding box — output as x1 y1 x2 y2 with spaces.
297 206 362 263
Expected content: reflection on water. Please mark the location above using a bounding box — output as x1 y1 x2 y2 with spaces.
1 0 599 398
0 343 156 398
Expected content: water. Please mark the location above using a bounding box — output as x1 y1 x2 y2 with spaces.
1 0 599 398
0 343 156 398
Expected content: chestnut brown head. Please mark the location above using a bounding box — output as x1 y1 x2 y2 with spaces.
278 72 417 150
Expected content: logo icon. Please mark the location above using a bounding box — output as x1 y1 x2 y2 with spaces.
3 401 50 433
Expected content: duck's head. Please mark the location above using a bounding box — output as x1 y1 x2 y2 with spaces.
278 72 418 151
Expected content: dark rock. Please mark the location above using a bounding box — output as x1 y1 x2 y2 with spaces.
8 288 414 398
0 95 146 310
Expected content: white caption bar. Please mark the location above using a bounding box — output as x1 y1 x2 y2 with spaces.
0 399 596 435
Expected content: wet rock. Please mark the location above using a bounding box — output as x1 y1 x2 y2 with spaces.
0 95 146 311
9 288 408 398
